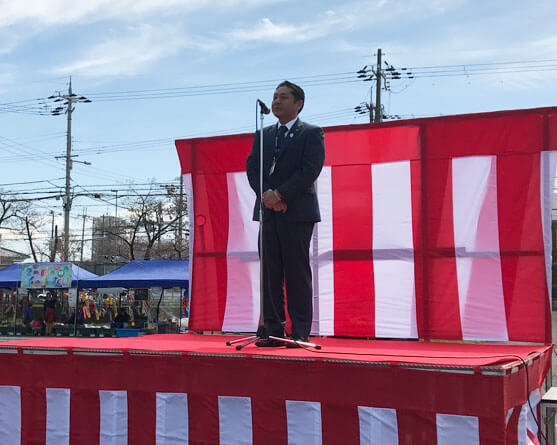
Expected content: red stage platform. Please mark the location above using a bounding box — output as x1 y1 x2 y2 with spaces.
0 333 551 444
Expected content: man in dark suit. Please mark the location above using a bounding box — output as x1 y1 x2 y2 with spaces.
246 81 325 347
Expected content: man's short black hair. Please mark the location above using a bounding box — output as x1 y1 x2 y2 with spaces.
276 80 305 113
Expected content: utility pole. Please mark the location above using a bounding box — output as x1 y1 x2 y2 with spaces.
178 178 184 258
51 226 59 262
157 202 163 248
178 176 184 253
111 189 119 218
80 210 86 262
50 210 55 252
375 48 382 123
48 78 91 262
63 80 73 261
369 86 374 123
356 51 410 122
355 49 385 123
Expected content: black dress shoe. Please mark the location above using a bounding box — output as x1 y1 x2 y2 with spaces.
255 338 284 347
285 337 308 348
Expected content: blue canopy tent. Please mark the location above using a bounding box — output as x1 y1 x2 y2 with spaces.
78 260 189 289
0 263 97 288
79 260 190 334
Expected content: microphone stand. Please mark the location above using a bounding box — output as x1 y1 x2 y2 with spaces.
226 100 267 350
226 100 321 351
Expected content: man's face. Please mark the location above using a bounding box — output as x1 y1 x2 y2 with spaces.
272 86 303 124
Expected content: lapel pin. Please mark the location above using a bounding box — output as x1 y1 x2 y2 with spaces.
290 133 293 138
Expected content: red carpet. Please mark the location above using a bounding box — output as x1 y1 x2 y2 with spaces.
0 333 549 368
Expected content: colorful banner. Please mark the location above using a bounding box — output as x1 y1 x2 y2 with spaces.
21 263 73 289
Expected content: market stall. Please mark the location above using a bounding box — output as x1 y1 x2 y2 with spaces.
0 263 97 336
79 260 189 334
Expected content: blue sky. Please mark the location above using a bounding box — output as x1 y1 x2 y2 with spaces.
1 0 556 253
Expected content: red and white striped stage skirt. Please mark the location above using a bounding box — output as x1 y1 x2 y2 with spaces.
0 334 551 444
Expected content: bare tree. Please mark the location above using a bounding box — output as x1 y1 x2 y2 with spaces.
162 181 189 260
98 181 188 261
24 216 39 261
0 192 39 261
142 201 183 260
0 191 18 229
14 202 49 262
103 191 150 261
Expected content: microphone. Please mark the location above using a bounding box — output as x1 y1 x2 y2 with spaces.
257 99 270 114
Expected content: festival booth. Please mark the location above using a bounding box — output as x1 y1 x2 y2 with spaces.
0 262 97 288
0 107 556 443
79 260 190 334
78 259 189 289
0 263 97 336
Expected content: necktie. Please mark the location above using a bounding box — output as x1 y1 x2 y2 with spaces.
270 125 288 175
277 125 288 152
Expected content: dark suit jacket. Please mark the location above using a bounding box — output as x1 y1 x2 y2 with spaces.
246 119 325 222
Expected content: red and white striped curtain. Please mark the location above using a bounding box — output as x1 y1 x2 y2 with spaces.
176 108 557 343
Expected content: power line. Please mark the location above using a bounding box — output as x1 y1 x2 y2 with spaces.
0 135 64 171
357 58 557 82
387 65 557 80
0 73 360 112
0 105 364 164
0 178 65 188
59 107 362 156
1 57 556 114
354 55 557 121
81 72 356 98
1 192 177 203
398 58 557 71
0 182 180 196
81 58 557 100
85 79 361 102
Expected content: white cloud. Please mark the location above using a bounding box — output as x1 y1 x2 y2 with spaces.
0 0 162 27
228 18 326 43
376 32 557 92
0 0 290 74
0 0 254 27
50 23 212 77
324 0 468 32
0 0 283 28
227 0 466 45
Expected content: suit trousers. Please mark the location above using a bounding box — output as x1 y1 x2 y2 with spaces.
261 212 314 339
